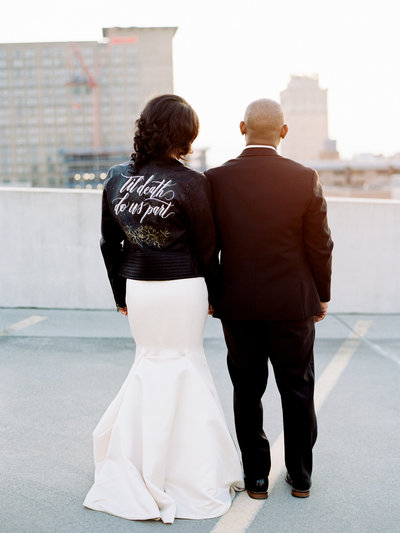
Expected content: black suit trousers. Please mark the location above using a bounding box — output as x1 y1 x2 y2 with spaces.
222 317 317 491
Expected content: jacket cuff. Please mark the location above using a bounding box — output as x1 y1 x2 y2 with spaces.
111 275 127 309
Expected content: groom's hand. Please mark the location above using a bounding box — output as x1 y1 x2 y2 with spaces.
314 302 328 322
208 304 214 316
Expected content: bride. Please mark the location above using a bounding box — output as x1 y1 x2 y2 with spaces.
83 94 244 524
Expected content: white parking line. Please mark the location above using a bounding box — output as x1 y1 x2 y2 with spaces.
210 320 372 533
0 315 48 336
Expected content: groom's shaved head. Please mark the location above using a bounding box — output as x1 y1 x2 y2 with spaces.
245 99 284 136
241 99 287 147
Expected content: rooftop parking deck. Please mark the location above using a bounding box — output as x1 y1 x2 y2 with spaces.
1 309 399 533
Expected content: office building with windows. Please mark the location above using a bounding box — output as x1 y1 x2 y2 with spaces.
0 26 176 187
280 75 338 162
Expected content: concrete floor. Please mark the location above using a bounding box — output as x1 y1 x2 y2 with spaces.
0 309 399 533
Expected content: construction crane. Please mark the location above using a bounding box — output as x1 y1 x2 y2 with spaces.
66 43 108 151
66 32 139 156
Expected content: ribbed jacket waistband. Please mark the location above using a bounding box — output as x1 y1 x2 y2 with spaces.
119 251 198 281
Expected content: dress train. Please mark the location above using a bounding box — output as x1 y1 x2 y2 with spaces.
83 277 244 523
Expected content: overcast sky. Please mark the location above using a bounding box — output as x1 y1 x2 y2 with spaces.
1 0 399 165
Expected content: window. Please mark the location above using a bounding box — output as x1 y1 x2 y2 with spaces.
24 48 35 57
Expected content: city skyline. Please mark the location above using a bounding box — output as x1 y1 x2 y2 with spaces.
1 0 399 166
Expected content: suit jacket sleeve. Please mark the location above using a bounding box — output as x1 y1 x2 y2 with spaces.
186 174 219 304
303 171 334 302
100 183 127 308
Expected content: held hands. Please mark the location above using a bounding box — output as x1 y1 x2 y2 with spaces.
314 302 328 323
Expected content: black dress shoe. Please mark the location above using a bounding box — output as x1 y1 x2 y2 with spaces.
285 472 310 498
245 478 268 500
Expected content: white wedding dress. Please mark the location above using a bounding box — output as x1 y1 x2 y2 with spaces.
83 277 244 524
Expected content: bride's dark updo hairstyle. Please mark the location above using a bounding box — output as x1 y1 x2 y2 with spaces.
130 94 200 171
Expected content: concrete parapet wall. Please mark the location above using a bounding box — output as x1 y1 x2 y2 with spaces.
0 187 110 309
1 188 399 312
327 197 400 313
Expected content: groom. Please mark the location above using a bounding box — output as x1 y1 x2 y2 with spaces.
205 99 333 499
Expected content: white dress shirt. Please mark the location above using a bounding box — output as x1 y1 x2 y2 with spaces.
245 144 276 151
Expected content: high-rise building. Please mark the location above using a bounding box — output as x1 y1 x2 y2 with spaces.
0 26 176 187
280 75 338 162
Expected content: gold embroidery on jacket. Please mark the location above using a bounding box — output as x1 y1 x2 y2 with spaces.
124 225 170 248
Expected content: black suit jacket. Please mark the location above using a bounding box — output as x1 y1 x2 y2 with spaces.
205 147 333 320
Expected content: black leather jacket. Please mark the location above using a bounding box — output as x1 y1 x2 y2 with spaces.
100 158 218 308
